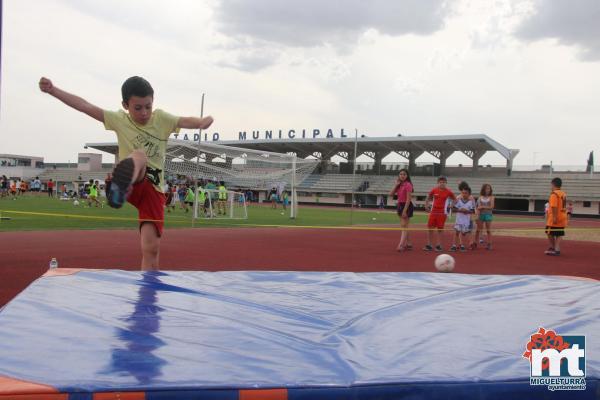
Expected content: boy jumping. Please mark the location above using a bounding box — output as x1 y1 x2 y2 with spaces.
39 76 214 270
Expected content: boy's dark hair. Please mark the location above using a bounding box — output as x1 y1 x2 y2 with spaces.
122 76 154 104
437 176 447 182
480 183 493 196
551 177 562 188
458 181 470 191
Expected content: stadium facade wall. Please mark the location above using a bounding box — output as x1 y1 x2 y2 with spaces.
0 166 46 180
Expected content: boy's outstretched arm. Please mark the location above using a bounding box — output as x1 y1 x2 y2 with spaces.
177 116 214 130
39 77 104 123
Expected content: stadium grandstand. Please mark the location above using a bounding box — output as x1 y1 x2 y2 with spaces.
5 134 598 215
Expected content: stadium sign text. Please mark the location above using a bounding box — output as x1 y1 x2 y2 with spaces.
172 128 349 142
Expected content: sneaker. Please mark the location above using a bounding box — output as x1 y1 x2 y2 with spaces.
486 243 492 250
449 245 457 252
460 245 467 252
435 245 443 252
107 158 134 209
479 238 484 244
406 244 413 251
423 244 433 251
546 250 561 256
544 247 555 255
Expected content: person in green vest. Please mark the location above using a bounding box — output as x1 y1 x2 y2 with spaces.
184 185 195 213
218 181 227 216
87 179 101 208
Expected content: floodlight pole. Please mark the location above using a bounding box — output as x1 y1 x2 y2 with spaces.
350 128 358 225
193 93 205 220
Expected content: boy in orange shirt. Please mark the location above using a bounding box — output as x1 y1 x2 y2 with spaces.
545 177 568 256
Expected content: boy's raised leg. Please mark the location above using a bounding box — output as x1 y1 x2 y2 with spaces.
108 150 148 208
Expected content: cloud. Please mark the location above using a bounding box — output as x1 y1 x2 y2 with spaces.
212 0 452 70
216 47 281 72
514 0 600 61
57 0 213 50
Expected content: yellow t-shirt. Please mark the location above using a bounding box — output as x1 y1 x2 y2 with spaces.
103 109 179 192
547 189 567 228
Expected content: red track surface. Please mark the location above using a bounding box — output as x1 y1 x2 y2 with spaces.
1 226 599 308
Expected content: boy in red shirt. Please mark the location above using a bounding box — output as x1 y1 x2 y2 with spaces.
423 176 456 251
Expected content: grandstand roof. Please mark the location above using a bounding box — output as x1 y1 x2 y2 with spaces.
86 134 518 163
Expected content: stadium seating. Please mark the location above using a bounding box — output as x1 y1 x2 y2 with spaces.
297 173 600 201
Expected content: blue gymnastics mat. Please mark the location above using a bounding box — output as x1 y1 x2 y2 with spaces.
0 269 598 399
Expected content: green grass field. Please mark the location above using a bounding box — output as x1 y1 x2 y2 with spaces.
0 195 528 232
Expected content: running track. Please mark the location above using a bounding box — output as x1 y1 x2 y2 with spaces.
1 226 599 308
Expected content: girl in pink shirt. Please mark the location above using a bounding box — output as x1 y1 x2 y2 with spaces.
389 169 414 251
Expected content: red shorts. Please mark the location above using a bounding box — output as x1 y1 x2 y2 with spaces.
127 178 166 236
427 211 447 229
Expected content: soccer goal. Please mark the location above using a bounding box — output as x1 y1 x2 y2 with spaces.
164 139 318 219
194 188 248 220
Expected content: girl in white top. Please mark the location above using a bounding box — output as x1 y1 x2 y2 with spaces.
474 183 495 250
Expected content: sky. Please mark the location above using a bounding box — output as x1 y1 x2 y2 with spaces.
1 0 599 167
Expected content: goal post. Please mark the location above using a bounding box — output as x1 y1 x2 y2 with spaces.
164 139 318 219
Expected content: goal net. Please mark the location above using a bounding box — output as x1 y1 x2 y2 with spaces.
195 188 248 220
164 139 319 219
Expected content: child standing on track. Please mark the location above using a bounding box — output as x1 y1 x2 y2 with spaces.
389 168 414 252
423 176 456 252
474 183 494 250
450 182 475 252
545 177 568 256
39 76 214 270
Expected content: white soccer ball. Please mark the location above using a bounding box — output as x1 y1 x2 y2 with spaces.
73 200 80 206
435 254 455 273
372 217 377 221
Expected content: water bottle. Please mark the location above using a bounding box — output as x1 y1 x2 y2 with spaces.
49 258 58 270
